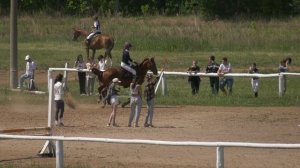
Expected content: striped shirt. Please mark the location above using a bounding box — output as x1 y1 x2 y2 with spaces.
144 77 159 101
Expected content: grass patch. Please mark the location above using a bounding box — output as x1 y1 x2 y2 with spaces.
0 15 299 106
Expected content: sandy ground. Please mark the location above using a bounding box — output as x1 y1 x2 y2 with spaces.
0 104 300 168
0 71 300 168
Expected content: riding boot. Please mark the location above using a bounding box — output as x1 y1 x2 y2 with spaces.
86 39 91 47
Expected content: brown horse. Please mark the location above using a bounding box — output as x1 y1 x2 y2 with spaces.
92 57 158 105
72 28 114 61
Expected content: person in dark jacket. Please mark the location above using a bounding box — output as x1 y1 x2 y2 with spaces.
187 60 201 95
120 42 137 80
206 55 220 95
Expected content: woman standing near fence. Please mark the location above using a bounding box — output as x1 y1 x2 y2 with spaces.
54 73 65 126
74 54 86 95
106 78 121 127
128 82 142 127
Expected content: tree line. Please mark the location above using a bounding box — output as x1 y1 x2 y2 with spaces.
0 0 299 19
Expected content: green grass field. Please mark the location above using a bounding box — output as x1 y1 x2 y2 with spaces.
0 15 299 106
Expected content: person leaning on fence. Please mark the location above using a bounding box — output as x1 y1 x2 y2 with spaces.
206 55 220 95
248 63 259 97
18 55 36 90
144 72 161 128
128 81 142 127
217 57 234 95
74 54 87 96
187 60 201 95
278 58 290 95
54 73 65 127
106 78 121 127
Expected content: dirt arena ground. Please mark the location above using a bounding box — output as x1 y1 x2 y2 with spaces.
0 71 300 168
0 103 300 168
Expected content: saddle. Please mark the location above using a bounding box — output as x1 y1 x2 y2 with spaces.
120 68 134 79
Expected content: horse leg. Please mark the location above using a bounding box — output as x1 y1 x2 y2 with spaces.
92 49 96 61
86 47 90 61
105 49 113 66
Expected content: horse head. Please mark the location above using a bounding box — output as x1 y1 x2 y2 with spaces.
139 57 158 76
72 28 88 41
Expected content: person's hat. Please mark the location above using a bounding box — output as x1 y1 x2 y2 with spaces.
112 78 121 83
25 55 31 61
124 42 132 49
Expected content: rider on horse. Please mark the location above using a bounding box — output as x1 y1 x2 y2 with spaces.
120 42 137 81
86 15 101 47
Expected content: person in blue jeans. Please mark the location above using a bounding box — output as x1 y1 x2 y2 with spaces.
217 57 233 95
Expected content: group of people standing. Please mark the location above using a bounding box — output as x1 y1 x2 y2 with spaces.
187 55 291 97
74 54 107 96
187 56 233 96
105 73 160 128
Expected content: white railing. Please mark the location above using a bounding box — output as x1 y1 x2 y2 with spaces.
1 134 300 168
153 71 300 97
53 64 300 97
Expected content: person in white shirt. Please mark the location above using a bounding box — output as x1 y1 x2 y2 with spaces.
86 59 97 96
97 55 107 72
217 57 233 95
54 73 65 126
18 55 36 90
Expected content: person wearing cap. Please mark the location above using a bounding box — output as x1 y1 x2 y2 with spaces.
128 81 142 127
120 42 137 80
18 55 36 89
106 78 121 127
86 15 101 46
144 72 161 128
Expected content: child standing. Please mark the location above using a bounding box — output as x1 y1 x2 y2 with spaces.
248 63 259 97
54 74 65 126
106 78 121 127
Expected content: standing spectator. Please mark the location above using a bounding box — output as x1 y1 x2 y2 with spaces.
128 82 142 127
18 55 36 90
279 58 290 95
54 73 65 126
106 78 121 127
248 63 259 97
97 55 107 72
187 60 201 95
144 73 161 128
86 59 97 96
86 15 101 46
74 54 86 95
206 55 220 95
217 57 233 95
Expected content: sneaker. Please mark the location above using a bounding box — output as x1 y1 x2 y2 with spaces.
17 86 20 89
106 124 110 127
144 123 149 127
55 120 59 126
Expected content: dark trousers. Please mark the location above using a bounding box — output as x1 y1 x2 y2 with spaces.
209 77 219 95
190 77 200 95
78 72 86 94
55 100 64 121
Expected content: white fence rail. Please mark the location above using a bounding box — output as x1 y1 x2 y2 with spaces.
1 134 300 168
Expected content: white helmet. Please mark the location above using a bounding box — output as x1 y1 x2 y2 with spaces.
25 55 31 61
